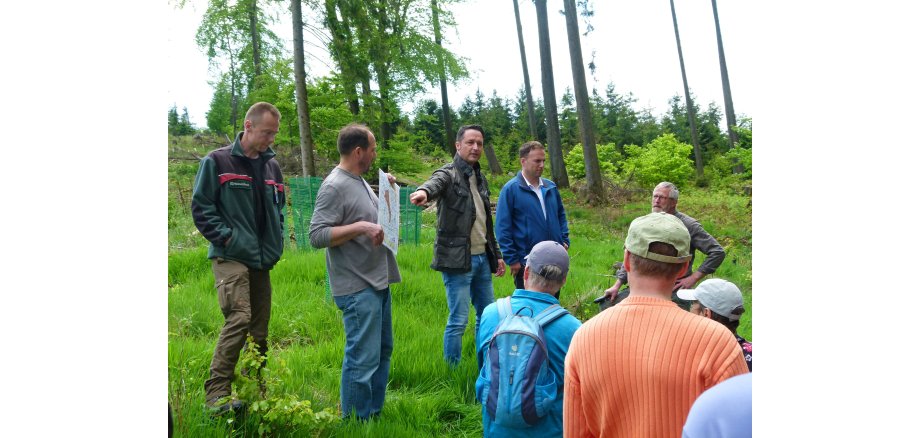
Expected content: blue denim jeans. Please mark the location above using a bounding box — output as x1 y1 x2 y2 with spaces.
442 253 495 366
333 286 393 420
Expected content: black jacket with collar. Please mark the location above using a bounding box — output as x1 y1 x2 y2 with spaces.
417 154 503 273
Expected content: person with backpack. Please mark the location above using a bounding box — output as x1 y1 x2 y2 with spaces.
475 241 581 437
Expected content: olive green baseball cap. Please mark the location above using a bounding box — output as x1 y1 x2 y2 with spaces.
625 212 691 264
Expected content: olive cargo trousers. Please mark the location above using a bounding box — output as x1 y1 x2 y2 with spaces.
204 258 272 402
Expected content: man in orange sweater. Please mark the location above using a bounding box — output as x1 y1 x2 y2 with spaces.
563 213 748 437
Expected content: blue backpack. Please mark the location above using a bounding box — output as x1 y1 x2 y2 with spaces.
475 297 570 428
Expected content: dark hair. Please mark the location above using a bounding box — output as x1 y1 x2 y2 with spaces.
337 123 372 156
628 242 686 278
702 305 744 332
519 141 545 158
455 124 485 142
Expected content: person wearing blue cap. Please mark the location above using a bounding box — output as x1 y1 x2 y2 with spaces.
476 241 581 437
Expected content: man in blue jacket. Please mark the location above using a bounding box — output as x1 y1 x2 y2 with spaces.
495 141 570 291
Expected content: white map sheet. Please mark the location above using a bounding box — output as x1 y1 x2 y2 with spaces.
377 169 400 254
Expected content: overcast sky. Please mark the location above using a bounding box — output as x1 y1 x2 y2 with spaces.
166 0 753 129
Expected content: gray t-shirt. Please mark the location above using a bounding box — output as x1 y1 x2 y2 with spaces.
309 167 401 296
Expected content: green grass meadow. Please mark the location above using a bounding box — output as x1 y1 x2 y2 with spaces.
168 156 752 436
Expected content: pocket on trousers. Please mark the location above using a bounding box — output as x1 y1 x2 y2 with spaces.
334 294 355 314
215 271 245 315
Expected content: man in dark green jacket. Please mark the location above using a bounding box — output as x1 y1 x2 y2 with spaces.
409 124 505 367
191 102 285 413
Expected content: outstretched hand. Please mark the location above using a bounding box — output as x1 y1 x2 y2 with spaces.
409 190 428 206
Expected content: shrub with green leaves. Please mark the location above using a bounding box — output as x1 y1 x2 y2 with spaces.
230 336 340 436
378 129 427 175
564 143 623 180
621 133 694 187
704 146 752 192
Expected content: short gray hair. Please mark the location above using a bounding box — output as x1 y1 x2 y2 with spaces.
656 182 679 200
526 265 565 292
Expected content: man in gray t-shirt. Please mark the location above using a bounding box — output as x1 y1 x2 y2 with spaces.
309 123 401 421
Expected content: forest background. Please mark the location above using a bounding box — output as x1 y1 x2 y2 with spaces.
5 0 918 437
168 0 752 435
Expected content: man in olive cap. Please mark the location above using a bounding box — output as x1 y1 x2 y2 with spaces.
564 213 748 437
601 182 725 308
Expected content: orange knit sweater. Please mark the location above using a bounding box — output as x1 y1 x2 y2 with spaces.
563 295 749 438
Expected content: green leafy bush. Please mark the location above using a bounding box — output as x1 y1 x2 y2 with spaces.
229 337 340 436
621 133 694 187
564 143 623 180
378 129 428 174
703 146 752 192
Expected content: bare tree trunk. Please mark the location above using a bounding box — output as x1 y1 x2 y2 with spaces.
223 29 240 133
710 0 742 174
431 0 454 153
291 0 316 176
711 0 737 148
484 143 503 175
512 0 538 139
375 61 393 149
368 0 397 150
562 0 603 202
669 0 704 182
230 57 239 133
534 0 569 188
248 0 261 78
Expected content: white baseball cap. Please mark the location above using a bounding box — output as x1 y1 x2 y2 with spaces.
677 279 745 321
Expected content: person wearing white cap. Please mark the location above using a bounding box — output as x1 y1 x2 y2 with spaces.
677 279 752 371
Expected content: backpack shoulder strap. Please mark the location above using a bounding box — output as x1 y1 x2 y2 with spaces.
497 296 514 319
534 304 570 328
